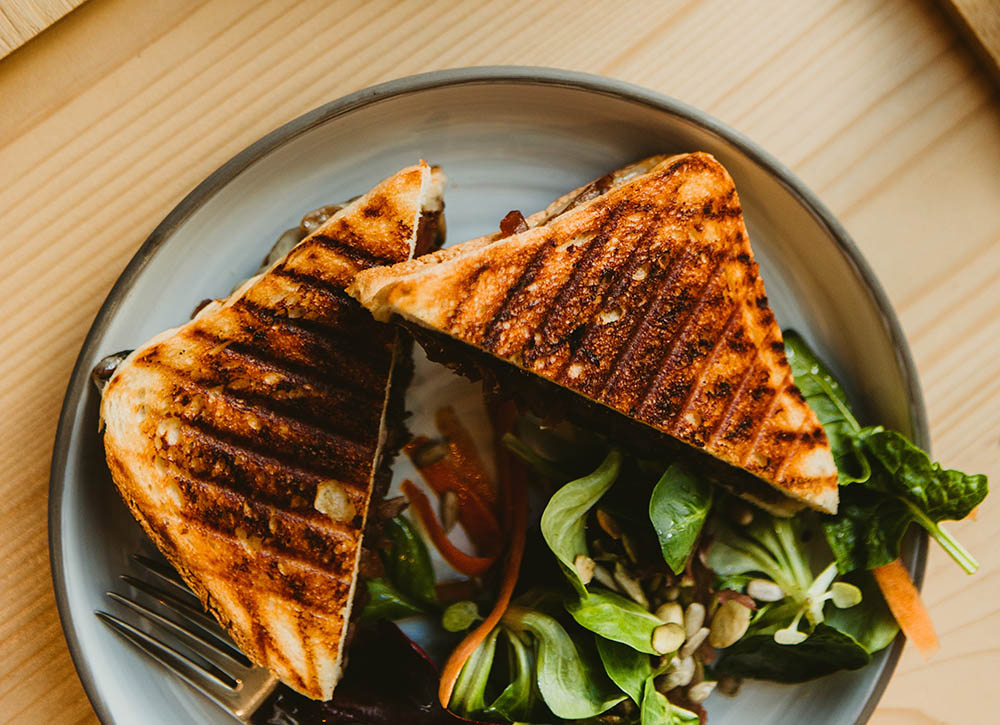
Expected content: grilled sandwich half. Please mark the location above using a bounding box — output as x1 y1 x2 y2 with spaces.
349 153 838 515
100 162 446 699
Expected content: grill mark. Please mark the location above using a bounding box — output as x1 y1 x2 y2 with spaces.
186 328 387 403
270 266 354 306
188 333 385 403
302 615 318 699
227 301 391 392
139 351 383 443
181 416 374 489
667 305 741 434
526 209 634 365
556 214 667 389
631 255 730 421
235 297 391 367
267 267 380 334
444 263 489 330
597 244 697 400
772 407 808 484
175 478 359 576
480 242 553 352
173 468 359 539
152 371 378 470
309 232 398 269
706 355 760 448
187 521 353 615
740 370 790 469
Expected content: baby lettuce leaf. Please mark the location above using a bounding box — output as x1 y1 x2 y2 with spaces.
823 571 899 655
714 624 870 683
649 464 713 575
566 589 662 654
783 330 869 485
640 676 699 724
541 451 621 596
502 606 625 719
484 629 540 723
450 627 501 717
596 636 652 705
361 578 427 621
382 515 437 606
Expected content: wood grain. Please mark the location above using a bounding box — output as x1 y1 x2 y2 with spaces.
940 0 1000 84
0 0 997 723
0 0 86 58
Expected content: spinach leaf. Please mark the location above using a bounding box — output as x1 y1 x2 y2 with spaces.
639 676 699 724
823 571 898 654
785 331 988 574
860 427 987 522
783 330 869 485
714 624 870 682
823 486 912 572
827 428 987 574
566 590 661 654
360 578 427 621
502 606 625 719
541 451 621 596
382 515 437 605
649 464 713 575
596 636 652 705
485 629 540 722
449 627 501 716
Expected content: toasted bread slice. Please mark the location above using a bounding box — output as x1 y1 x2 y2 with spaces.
350 153 838 514
100 162 445 699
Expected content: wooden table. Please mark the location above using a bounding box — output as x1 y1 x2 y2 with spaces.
1 1 997 722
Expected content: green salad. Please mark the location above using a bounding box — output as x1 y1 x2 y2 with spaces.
361 332 987 724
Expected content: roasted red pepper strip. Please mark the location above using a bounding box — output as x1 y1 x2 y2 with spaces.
405 437 502 555
401 480 498 577
434 406 498 508
438 407 529 709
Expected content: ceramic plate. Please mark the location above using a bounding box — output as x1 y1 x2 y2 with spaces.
49 67 927 725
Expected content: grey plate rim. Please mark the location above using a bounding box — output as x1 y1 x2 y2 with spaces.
48 65 929 725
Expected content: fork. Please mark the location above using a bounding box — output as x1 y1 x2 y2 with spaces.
96 554 278 721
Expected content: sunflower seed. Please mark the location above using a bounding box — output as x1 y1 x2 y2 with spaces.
684 602 705 639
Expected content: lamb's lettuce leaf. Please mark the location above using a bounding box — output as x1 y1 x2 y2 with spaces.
649 463 713 575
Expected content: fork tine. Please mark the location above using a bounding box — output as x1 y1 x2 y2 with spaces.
120 574 230 641
107 591 250 673
132 554 191 592
96 610 239 704
97 607 279 721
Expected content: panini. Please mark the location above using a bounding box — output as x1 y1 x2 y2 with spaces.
349 153 838 515
100 162 446 699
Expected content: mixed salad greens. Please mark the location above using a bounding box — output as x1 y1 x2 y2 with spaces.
358 332 987 724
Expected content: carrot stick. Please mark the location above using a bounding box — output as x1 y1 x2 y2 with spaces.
405 437 503 555
873 559 940 659
438 422 529 709
401 480 498 576
435 406 497 508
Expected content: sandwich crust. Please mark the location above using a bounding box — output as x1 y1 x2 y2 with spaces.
350 153 838 514
101 163 444 699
